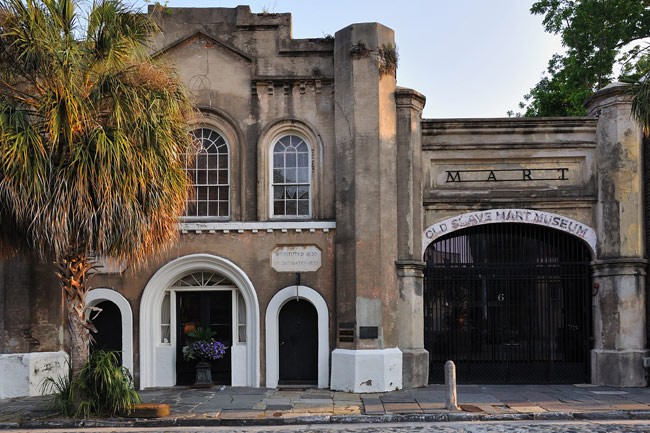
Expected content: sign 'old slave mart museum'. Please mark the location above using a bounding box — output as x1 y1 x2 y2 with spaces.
1 6 649 397
423 209 597 254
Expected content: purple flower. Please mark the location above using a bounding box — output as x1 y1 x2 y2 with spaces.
183 338 227 362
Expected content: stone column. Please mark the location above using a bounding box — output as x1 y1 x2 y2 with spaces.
395 88 428 388
331 23 402 392
586 83 649 386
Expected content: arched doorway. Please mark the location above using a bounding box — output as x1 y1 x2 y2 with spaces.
91 301 122 362
265 285 329 388
86 288 134 374
139 254 260 389
424 223 592 384
278 300 318 384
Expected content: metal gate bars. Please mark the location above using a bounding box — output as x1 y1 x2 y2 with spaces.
424 223 592 384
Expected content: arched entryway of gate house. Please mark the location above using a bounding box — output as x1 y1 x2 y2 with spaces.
421 209 597 384
265 286 329 388
422 209 596 257
86 288 134 375
139 254 260 389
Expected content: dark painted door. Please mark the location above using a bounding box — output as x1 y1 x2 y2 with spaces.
176 291 232 385
91 301 122 363
278 299 318 384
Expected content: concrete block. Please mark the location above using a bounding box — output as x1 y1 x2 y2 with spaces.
0 351 68 398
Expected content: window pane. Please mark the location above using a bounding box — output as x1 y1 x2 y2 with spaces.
286 153 296 167
297 186 309 199
219 201 229 216
298 153 308 167
218 168 228 184
185 201 197 216
273 169 285 183
161 293 170 343
297 168 309 183
286 186 297 199
298 200 309 215
208 169 219 184
286 200 297 215
197 186 208 200
273 186 284 199
218 154 228 168
285 168 297 183
196 155 208 170
274 200 284 215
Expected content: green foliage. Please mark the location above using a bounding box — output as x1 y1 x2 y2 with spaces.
517 0 650 117
378 43 399 77
41 351 140 418
186 326 216 342
40 366 76 417
0 0 194 263
0 0 194 378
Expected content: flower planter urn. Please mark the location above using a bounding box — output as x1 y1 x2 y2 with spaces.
192 361 213 388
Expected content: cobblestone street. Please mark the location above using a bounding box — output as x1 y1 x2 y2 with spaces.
6 421 650 433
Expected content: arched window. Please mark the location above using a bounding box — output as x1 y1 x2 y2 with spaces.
185 128 229 218
271 135 311 217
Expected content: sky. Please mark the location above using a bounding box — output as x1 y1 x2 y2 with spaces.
136 1 564 119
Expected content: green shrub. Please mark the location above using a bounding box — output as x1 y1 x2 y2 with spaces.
41 351 140 418
40 366 75 417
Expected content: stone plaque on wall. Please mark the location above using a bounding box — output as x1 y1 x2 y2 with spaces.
271 245 322 272
430 157 586 190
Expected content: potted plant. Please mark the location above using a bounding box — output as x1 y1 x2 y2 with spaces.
182 327 227 387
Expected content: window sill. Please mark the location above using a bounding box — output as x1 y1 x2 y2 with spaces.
179 221 336 233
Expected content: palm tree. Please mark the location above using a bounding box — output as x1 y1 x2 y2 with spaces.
632 79 650 134
0 0 194 379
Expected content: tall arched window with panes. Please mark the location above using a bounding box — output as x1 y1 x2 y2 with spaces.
185 128 230 218
271 135 311 218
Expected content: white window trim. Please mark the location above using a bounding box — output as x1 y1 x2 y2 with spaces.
269 134 313 219
257 119 323 221
185 127 231 219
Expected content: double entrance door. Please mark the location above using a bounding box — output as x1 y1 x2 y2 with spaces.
424 223 592 384
176 291 232 385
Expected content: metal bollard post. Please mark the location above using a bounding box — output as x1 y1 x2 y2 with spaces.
445 360 460 411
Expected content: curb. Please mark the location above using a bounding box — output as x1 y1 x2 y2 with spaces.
4 410 650 429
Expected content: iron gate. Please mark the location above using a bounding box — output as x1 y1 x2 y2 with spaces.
424 223 592 384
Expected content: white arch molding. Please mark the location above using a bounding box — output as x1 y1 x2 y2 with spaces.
86 288 134 375
265 286 329 388
139 254 260 389
422 208 597 256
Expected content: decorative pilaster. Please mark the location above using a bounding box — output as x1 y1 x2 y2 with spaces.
331 22 401 392
395 87 428 389
586 83 648 386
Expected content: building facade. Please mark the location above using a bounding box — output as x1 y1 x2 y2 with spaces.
0 6 647 397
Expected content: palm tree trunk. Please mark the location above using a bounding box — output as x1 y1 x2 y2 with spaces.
56 254 93 380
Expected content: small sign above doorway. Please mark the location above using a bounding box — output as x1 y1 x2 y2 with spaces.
271 245 322 273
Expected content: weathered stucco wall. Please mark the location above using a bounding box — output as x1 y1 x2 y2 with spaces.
150 6 336 221
421 117 598 235
92 229 335 386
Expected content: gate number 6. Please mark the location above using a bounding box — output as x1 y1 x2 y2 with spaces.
497 293 505 302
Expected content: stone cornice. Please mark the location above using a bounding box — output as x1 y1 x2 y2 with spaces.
179 221 336 234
